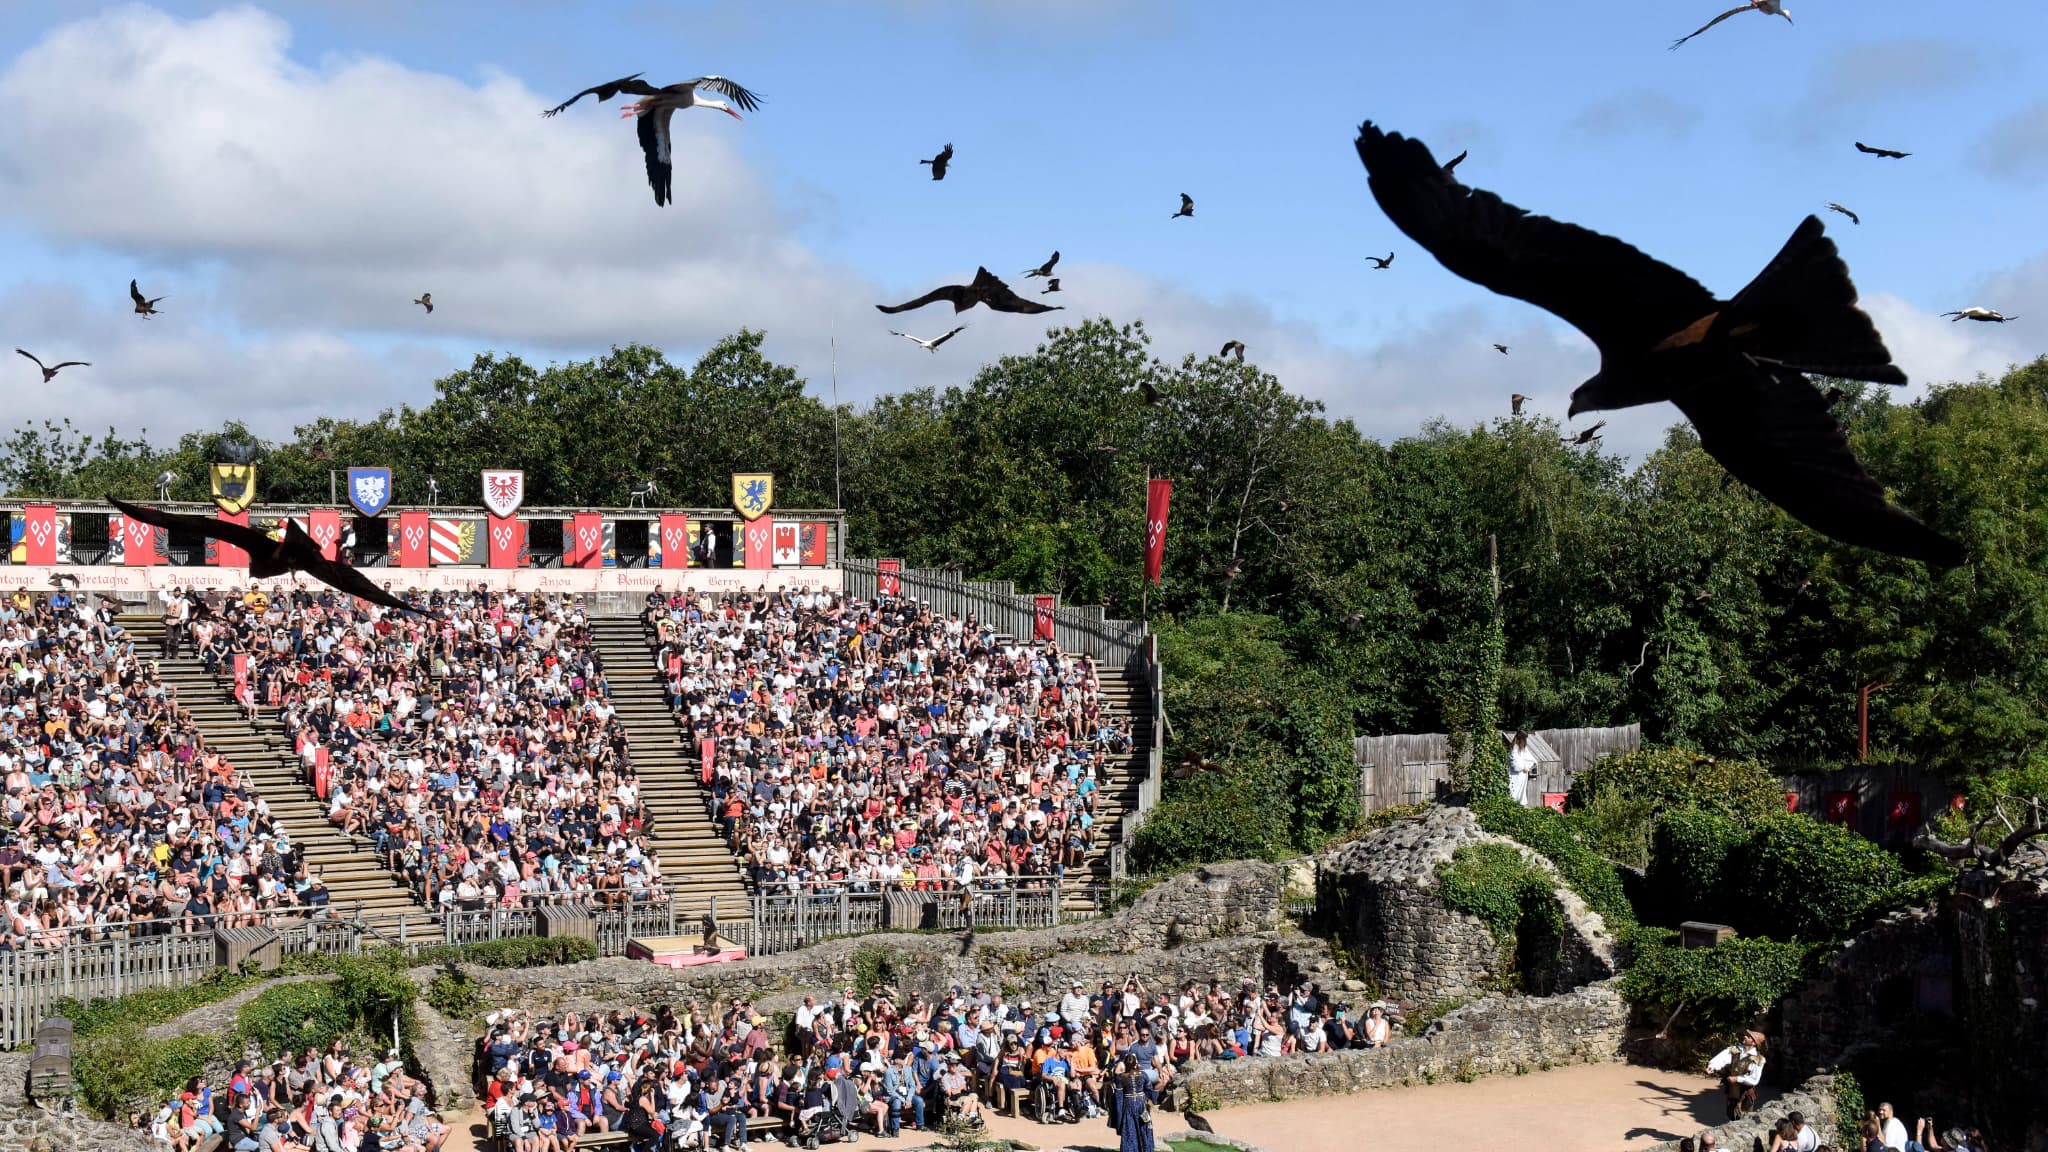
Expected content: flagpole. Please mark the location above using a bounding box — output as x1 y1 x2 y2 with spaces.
831 323 843 511
1141 461 1151 622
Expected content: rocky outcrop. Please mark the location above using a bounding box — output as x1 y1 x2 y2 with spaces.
1635 1074 1839 1152
1173 980 1628 1108
1318 805 1615 1004
0 1052 156 1152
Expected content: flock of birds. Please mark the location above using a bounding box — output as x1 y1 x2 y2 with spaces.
10 20 2028 599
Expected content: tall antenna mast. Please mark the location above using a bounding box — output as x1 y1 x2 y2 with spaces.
830 322 843 510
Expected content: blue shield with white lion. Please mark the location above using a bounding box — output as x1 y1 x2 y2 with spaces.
348 467 393 517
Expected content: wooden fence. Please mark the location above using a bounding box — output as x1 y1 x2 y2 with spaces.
1782 762 1964 845
1353 724 1642 813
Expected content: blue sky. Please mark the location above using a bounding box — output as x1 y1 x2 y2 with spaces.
1 0 2044 456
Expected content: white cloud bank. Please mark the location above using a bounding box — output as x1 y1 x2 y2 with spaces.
0 5 2035 463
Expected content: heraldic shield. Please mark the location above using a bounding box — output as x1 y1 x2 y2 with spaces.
347 467 393 517
731 473 774 521
210 464 257 515
481 470 525 519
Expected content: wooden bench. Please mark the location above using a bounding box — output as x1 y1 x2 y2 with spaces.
487 1112 788 1152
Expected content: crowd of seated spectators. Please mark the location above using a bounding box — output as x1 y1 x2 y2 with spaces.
139 1038 447 1152
641 590 1130 898
472 970 1388 1151
214 585 671 913
0 586 323 951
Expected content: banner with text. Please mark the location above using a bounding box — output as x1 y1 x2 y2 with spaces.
1 565 847 597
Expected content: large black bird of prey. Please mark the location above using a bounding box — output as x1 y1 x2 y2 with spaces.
16 349 88 381
1353 120 1962 568
108 497 426 615
876 267 1064 315
1853 141 1910 159
920 143 953 180
130 279 165 316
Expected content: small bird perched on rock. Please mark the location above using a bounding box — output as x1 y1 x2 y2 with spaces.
1943 307 2016 323
1220 340 1246 362
1171 192 1195 219
15 349 88 382
920 142 953 180
413 293 433 313
1367 252 1395 269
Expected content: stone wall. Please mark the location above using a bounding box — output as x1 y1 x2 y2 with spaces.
1634 1074 1838 1152
0 1051 157 1152
1317 805 1615 1004
1172 981 1628 1109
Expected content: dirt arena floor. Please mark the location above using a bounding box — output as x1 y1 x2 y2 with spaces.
449 1058 1751 1152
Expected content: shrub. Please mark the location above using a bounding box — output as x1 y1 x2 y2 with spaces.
426 965 483 1020
1436 842 1558 946
409 936 598 969
1573 787 1657 870
1740 813 1903 941
1569 747 1785 828
1647 808 1749 926
1132 769 1292 873
75 1024 220 1121
850 945 907 992
1618 929 1817 1061
1833 1070 1867 1151
1474 795 1635 929
235 980 355 1059
56 969 259 1039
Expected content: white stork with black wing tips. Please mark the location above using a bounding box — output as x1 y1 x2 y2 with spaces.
542 73 765 206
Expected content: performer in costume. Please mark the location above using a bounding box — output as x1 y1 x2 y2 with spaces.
1706 1030 1766 1121
1106 1053 1155 1152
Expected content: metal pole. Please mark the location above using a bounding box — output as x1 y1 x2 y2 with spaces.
831 326 843 511
1859 682 1891 762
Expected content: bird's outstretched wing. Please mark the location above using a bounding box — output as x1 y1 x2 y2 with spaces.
50 361 88 370
636 108 675 206
129 280 146 306
15 349 45 370
1854 142 1910 158
1676 364 1964 567
541 73 656 117
877 283 976 314
930 325 968 349
108 497 278 557
1442 150 1467 173
302 553 426 616
685 76 764 113
1826 203 1859 225
1354 121 1716 361
1671 5 1751 48
966 267 1063 314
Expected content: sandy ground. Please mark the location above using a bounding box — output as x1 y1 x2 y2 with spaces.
447 1060 1757 1152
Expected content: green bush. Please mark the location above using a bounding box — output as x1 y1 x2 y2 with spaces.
1647 808 1749 926
1618 929 1817 1061
1833 1070 1867 1151
1436 841 1559 945
75 1024 219 1121
409 935 598 969
1474 796 1635 929
1132 769 1293 873
56 969 259 1040
1569 748 1785 827
235 980 355 1060
1741 813 1903 941
426 965 483 1020
1573 787 1657 870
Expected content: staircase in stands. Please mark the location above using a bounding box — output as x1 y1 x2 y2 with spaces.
585 617 755 928
117 613 436 934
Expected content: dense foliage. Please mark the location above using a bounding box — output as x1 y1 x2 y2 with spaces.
1436 841 1559 945
8 322 2048 856
1569 748 1788 827
1474 795 1635 929
1619 928 1819 1060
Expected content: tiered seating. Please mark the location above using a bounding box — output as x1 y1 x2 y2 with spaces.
636 590 1133 898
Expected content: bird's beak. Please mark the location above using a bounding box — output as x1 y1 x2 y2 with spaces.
722 107 743 121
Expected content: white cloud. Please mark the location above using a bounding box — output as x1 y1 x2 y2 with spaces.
1568 90 1700 141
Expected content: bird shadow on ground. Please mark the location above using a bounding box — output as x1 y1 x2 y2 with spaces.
1633 1078 1744 1127
1625 1126 1687 1142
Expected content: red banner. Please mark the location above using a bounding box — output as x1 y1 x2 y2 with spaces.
743 514 774 571
1542 792 1569 813
800 522 828 566
1784 791 1800 813
659 514 691 569
215 510 250 567
487 514 524 569
22 505 57 565
700 738 717 784
398 511 430 568
1034 594 1057 640
569 513 603 569
1144 478 1173 586
1824 791 1857 826
877 558 901 598
118 512 161 566
233 652 249 695
308 509 342 561
1888 791 1922 832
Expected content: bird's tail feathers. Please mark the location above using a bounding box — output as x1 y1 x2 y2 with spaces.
1726 216 1906 386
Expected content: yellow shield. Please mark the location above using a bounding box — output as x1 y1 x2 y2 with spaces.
731 473 775 521
210 464 258 515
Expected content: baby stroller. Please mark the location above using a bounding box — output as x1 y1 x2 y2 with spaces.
793 1077 860 1149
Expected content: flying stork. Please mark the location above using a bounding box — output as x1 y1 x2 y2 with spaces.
541 73 765 206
